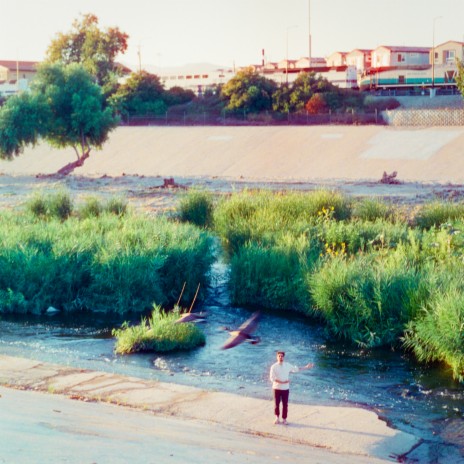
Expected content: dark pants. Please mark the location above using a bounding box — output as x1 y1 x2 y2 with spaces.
273 389 290 419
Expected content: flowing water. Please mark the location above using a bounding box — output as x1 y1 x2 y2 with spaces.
1 261 464 456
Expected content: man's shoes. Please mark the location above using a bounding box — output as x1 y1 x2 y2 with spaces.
282 419 288 425
274 416 280 424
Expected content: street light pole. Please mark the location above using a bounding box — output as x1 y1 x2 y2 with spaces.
432 16 442 92
308 0 311 68
286 25 298 85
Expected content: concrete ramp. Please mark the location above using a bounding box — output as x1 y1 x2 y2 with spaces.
1 125 464 184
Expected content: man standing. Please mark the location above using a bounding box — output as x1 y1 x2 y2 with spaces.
269 351 313 425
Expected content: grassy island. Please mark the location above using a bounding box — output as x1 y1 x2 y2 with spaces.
112 305 206 354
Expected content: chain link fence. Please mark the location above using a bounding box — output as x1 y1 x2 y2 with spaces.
384 108 464 126
122 109 385 126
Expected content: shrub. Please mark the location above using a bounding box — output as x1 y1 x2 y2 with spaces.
112 305 206 354
403 285 464 382
309 253 422 348
413 201 464 229
352 198 395 222
305 93 328 114
213 189 352 255
47 190 74 220
178 190 214 228
320 219 409 255
0 211 213 314
79 196 103 219
26 190 73 220
229 234 320 312
27 194 48 218
104 196 128 216
363 96 401 112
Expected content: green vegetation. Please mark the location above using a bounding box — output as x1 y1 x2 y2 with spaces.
0 63 118 161
45 13 128 89
112 305 206 354
0 194 213 315
26 191 128 220
3 187 464 377
203 190 464 381
177 189 215 228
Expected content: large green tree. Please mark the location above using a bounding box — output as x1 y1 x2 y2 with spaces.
45 13 129 88
273 72 335 113
109 71 167 117
0 63 118 166
221 67 277 113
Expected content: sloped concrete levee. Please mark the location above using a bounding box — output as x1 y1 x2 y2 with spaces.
1 125 464 184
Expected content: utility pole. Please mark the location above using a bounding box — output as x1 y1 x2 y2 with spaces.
308 0 312 68
431 16 442 95
137 43 142 72
286 25 298 85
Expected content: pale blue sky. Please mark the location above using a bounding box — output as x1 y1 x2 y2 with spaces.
2 0 463 70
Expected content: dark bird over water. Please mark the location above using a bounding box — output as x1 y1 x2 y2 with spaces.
221 311 261 350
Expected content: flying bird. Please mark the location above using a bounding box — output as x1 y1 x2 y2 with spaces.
221 311 261 350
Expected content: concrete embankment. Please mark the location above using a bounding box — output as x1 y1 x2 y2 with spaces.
1 125 464 185
0 355 419 463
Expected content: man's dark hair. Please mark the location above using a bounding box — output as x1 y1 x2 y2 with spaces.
277 351 285 356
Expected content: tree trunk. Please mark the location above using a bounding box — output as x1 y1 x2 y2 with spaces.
55 149 90 176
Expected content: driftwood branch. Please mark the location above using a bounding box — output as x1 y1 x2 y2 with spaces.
379 171 401 185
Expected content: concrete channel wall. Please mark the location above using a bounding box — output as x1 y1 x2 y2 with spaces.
2 125 464 184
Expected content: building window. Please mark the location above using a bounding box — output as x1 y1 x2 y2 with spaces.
398 75 405 84
397 54 405 62
445 50 456 63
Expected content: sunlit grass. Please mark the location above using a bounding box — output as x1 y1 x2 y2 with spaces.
112 305 206 354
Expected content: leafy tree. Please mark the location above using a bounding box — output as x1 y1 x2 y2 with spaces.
221 67 277 113
457 59 464 98
0 63 118 164
305 93 328 114
273 72 335 113
272 85 292 113
109 71 167 116
164 86 196 106
45 13 129 88
0 93 50 158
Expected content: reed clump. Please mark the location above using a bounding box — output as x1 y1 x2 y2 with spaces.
112 305 206 354
0 195 213 314
210 189 464 381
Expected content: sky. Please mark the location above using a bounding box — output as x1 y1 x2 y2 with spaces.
2 0 464 71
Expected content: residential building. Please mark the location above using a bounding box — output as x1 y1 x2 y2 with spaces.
431 40 464 65
295 57 327 69
0 60 39 96
346 49 372 74
371 46 430 68
326 52 347 67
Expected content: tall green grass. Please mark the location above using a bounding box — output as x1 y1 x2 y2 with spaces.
229 234 321 312
403 281 464 381
213 189 352 255
309 252 424 348
112 305 206 354
177 189 214 228
413 201 464 229
0 211 213 314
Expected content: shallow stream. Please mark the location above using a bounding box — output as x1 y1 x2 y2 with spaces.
1 261 464 455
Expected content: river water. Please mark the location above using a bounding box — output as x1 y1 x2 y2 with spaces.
1 261 464 455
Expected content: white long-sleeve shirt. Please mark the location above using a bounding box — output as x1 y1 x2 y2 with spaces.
269 361 299 390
